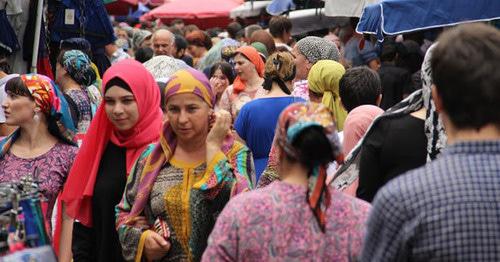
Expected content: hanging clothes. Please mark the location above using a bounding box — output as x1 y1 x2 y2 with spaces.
6 0 30 74
48 0 116 75
0 8 19 55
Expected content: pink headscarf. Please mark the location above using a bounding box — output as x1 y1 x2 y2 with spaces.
343 105 384 156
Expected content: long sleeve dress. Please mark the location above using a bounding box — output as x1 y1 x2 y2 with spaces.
116 141 255 262
202 181 371 261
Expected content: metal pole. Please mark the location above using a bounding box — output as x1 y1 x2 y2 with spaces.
31 0 44 73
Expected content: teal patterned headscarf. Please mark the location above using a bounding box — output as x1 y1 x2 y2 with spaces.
62 50 97 87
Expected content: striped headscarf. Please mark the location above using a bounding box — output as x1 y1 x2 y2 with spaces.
275 102 343 232
119 68 233 224
0 74 76 156
308 60 347 131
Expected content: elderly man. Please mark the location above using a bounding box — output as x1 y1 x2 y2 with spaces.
290 36 340 100
152 29 175 57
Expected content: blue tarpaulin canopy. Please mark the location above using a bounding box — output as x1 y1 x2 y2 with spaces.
266 0 295 15
357 0 500 41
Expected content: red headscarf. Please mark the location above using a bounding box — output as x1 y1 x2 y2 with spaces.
232 46 264 94
61 59 163 227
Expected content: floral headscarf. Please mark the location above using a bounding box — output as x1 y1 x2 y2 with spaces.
0 74 76 156
274 102 343 231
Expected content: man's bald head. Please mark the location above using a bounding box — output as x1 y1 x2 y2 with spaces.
152 29 175 56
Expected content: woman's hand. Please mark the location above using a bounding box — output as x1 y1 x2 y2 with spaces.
206 110 232 149
206 110 232 162
210 77 229 95
144 230 171 261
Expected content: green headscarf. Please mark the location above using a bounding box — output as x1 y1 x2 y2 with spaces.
307 60 347 131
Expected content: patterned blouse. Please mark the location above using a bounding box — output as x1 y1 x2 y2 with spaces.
202 181 371 262
0 143 78 225
218 85 267 120
291 80 310 101
116 142 255 262
66 89 92 135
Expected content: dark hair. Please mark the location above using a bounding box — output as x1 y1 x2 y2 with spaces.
250 30 276 55
0 57 11 74
184 24 200 36
431 23 500 130
5 77 74 145
339 66 381 112
59 37 93 58
285 126 334 170
380 40 397 62
186 30 212 50
5 77 31 98
168 26 184 36
269 16 292 38
206 28 222 38
105 77 132 93
157 81 167 112
235 29 245 41
227 22 242 39
174 34 188 51
210 62 235 84
171 19 184 26
396 40 424 74
244 24 262 39
134 47 154 63
56 51 65 66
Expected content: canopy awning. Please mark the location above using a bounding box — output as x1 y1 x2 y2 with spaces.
357 0 500 41
324 0 380 18
142 0 243 29
230 1 271 18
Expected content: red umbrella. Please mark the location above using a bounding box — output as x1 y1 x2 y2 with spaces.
105 0 138 16
142 0 243 29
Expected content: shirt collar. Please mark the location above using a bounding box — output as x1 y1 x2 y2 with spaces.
444 140 500 156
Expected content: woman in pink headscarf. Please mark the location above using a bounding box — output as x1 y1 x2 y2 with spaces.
338 105 383 195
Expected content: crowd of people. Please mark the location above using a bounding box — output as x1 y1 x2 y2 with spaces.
0 11 499 262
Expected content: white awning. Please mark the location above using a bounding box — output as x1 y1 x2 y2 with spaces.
230 1 272 18
324 0 380 18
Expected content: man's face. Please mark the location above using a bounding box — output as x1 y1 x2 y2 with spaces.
153 34 174 56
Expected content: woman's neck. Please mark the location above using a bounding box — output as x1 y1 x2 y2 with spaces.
279 159 309 186
244 75 263 90
16 120 57 150
265 82 291 98
60 77 81 92
174 135 207 163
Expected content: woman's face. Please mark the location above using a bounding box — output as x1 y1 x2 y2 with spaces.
234 53 257 81
104 86 139 131
166 93 210 143
55 63 66 85
2 93 37 126
210 68 230 98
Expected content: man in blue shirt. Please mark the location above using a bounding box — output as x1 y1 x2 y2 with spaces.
361 23 500 261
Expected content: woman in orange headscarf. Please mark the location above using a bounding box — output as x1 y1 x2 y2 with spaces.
218 46 265 120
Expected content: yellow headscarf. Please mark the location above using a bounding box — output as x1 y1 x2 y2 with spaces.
307 60 347 131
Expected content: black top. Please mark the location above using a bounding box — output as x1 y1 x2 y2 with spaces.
378 64 412 110
356 114 427 202
72 142 127 262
